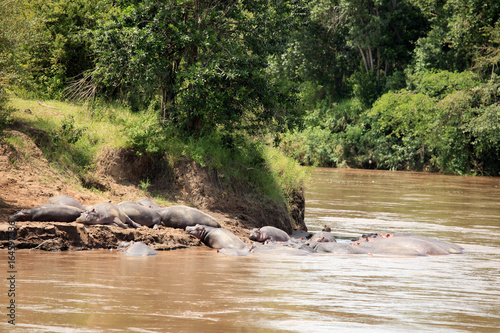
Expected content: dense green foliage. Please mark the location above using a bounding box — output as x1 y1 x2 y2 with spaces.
1 0 499 176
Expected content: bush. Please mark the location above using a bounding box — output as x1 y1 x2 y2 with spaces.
348 70 384 109
0 85 13 132
407 70 480 98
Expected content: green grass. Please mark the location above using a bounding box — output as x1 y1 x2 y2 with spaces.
4 94 310 207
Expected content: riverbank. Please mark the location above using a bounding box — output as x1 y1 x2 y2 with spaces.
0 127 307 251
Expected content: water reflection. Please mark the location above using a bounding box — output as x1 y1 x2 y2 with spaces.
2 168 500 332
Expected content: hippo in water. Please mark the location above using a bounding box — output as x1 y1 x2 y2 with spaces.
76 202 142 229
47 195 87 210
249 226 290 242
9 204 84 222
350 233 463 256
249 242 310 256
118 201 162 229
117 241 158 256
157 206 221 229
186 224 246 249
309 231 336 243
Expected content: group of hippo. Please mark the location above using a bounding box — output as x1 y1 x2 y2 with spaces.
187 224 464 257
9 195 221 230
9 195 464 257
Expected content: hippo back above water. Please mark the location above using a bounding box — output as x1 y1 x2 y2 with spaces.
118 241 158 256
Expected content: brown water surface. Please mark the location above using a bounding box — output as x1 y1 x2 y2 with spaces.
2 168 500 332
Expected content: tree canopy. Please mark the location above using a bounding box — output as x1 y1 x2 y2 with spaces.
1 0 499 175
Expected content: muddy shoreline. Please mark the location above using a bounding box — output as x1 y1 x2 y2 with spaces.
0 131 306 252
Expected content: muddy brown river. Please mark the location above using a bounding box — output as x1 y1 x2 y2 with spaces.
2 168 500 332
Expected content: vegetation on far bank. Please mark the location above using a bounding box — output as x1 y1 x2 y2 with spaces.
1 0 500 177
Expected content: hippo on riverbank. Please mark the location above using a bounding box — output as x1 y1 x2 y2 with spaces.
118 201 162 229
47 195 87 210
76 202 142 229
157 206 221 229
117 241 158 256
249 226 290 242
9 204 84 223
186 224 246 249
136 198 161 209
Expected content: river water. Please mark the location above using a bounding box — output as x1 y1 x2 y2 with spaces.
2 168 500 332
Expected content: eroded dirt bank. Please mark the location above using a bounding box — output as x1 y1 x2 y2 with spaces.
0 130 306 251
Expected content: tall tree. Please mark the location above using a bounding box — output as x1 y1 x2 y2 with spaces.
0 0 98 98
311 0 428 80
88 0 306 135
410 0 500 72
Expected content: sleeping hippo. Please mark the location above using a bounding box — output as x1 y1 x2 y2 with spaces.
76 202 142 229
249 226 290 242
47 195 87 210
136 198 161 209
157 206 221 229
9 204 84 222
118 201 162 229
186 224 246 249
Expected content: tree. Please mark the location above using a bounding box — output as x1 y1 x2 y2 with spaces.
0 0 98 98
410 0 500 72
311 0 428 81
86 0 306 135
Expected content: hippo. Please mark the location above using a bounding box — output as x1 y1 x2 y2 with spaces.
186 224 246 249
291 229 312 240
118 201 162 229
157 206 221 229
286 239 318 253
392 233 463 254
47 195 87 210
351 232 463 256
249 226 290 242
217 248 252 256
249 242 310 256
117 241 158 256
136 198 161 209
76 202 142 229
309 231 336 243
314 242 367 254
9 204 84 223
